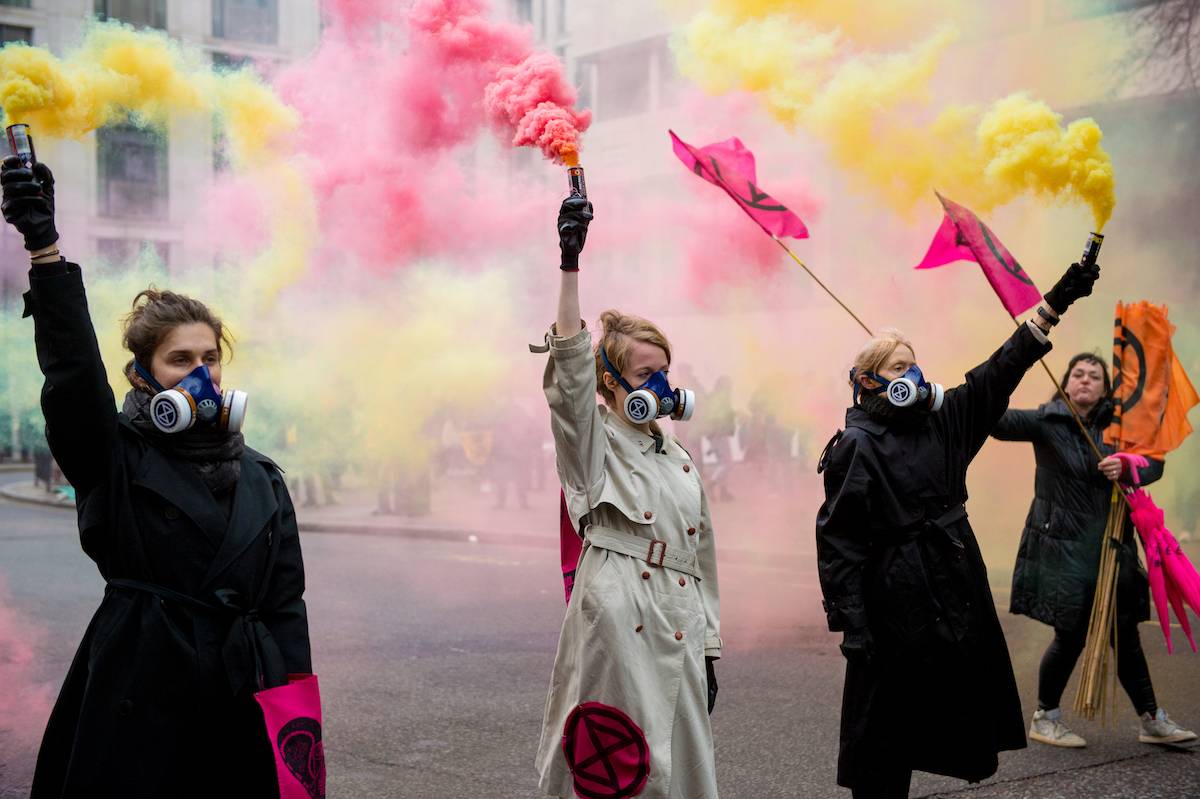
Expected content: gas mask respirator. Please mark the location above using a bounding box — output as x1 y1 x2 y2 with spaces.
134 362 248 434
852 364 945 412
600 347 695 425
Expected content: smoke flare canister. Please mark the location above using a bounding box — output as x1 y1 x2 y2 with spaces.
6 124 36 169
568 165 587 199
1081 232 1103 267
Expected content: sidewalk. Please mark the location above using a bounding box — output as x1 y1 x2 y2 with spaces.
0 467 820 567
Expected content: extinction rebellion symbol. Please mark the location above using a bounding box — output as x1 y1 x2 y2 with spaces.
562 702 651 799
153 399 178 429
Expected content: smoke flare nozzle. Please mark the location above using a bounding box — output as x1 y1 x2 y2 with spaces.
5 124 36 169
1081 232 1103 267
567 165 587 199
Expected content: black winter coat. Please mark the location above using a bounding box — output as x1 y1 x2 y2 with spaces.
993 398 1158 632
23 262 311 798
816 324 1050 787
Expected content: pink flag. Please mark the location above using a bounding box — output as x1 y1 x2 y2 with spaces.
256 674 326 799
915 192 1042 317
669 130 808 239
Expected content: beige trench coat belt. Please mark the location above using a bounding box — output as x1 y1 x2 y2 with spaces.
584 524 701 578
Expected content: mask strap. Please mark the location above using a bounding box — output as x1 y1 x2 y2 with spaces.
599 346 636 394
133 361 167 394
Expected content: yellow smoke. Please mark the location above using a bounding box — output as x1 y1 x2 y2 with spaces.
672 2 1117 229
0 22 314 290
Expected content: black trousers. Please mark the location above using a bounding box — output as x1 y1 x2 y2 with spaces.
1037 623 1157 716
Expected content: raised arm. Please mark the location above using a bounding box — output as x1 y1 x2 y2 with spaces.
543 195 604 527
3 157 117 494
945 259 1100 457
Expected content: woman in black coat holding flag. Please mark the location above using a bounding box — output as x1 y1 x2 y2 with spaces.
816 259 1098 798
3 154 312 798
993 354 1196 748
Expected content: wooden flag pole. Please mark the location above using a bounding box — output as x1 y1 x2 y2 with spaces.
772 235 873 337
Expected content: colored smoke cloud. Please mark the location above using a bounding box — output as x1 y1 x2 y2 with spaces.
671 1 1117 229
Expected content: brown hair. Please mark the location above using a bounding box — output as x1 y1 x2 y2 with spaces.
849 328 915 386
121 287 233 385
593 310 672 404
1055 352 1111 401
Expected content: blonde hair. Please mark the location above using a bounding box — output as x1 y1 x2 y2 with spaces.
594 310 672 404
850 328 915 386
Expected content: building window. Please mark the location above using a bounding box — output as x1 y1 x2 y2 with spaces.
97 124 168 220
556 0 567 36
575 37 680 121
0 0 32 8
213 0 279 45
94 0 166 29
514 0 531 24
0 24 32 44
95 237 170 267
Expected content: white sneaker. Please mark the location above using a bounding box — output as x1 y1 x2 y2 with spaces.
1139 708 1198 744
1029 708 1087 748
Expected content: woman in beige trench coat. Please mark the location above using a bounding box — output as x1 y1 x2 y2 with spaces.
534 196 723 799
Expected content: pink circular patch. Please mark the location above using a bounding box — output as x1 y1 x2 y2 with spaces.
562 702 650 799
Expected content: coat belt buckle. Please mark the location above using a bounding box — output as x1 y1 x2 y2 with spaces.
646 538 667 568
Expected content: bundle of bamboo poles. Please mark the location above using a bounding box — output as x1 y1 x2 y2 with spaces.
1073 486 1127 720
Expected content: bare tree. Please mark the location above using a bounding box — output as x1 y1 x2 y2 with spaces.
1135 0 1200 91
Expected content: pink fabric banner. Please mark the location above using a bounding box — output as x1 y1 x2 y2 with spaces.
915 192 1042 317
669 130 809 239
256 673 326 799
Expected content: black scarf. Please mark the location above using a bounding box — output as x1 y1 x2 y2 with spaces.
122 389 245 495
859 393 931 429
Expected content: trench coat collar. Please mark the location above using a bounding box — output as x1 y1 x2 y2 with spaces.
128 423 229 551
601 405 664 453
844 406 887 436
201 450 279 591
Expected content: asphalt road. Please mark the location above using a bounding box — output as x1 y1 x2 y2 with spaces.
0 473 1196 798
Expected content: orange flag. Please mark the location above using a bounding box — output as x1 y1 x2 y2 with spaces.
1105 302 1199 458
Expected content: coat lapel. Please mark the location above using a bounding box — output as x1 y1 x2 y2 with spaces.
200 454 278 591
132 445 228 551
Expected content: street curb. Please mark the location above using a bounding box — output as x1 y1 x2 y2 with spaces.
1 481 808 569
0 482 74 510
0 463 35 473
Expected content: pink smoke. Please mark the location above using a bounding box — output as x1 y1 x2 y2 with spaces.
483 52 592 163
218 0 587 271
0 578 52 754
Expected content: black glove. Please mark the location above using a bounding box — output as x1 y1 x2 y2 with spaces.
1043 260 1100 316
1 156 57 251
839 628 874 663
705 656 718 714
557 195 593 271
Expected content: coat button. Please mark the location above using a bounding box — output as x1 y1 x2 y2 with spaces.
683 464 691 473
678 577 686 586
675 631 684 641
642 571 650 580
164 506 180 520
644 511 653 520
117 699 134 717
687 527 696 536
635 624 644 633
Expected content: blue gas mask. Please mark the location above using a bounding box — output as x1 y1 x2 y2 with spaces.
600 347 695 425
133 362 248 434
852 364 945 412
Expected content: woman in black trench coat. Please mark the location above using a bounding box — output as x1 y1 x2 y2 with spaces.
815 259 1099 798
3 156 311 798
993 354 1196 747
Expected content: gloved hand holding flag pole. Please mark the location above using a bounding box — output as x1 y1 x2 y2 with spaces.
914 192 1110 465
669 130 872 336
